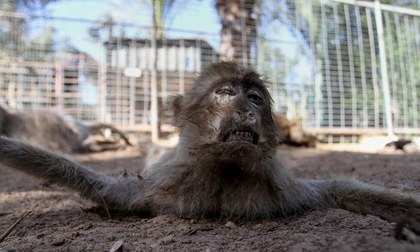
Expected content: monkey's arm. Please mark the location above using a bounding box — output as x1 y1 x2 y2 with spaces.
0 136 147 212
313 177 420 232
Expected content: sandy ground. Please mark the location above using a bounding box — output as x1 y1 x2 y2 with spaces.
1 143 420 251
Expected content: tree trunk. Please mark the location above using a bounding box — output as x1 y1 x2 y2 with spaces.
216 0 256 67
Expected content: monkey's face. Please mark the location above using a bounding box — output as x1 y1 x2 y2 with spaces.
210 81 265 144
173 62 280 162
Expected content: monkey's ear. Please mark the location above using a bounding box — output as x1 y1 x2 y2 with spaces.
170 95 184 118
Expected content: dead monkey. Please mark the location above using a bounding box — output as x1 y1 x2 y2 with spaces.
0 62 419 233
0 105 131 153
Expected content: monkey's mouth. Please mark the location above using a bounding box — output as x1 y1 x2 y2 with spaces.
223 130 258 145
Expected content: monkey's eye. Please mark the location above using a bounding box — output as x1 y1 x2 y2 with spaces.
216 87 236 96
247 92 263 105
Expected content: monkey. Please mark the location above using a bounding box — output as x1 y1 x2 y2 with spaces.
385 139 412 151
0 61 419 234
272 112 317 147
0 105 131 153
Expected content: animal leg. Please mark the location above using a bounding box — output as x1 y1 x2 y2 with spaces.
314 177 420 233
0 136 147 213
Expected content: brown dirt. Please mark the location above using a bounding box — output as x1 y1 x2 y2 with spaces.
1 144 420 251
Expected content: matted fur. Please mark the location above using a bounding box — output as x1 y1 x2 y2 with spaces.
0 62 419 233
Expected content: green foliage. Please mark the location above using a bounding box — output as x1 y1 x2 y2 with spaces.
0 1 26 59
0 0 79 61
152 0 177 39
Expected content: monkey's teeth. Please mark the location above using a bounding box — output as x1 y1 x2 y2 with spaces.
230 131 253 142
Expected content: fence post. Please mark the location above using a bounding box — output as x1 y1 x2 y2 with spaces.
151 1 159 143
99 64 107 123
54 62 63 113
374 0 394 137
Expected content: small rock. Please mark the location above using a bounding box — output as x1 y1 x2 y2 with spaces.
189 219 197 224
253 224 264 229
225 221 237 228
161 235 175 245
77 222 93 230
36 233 45 239
52 238 65 246
108 235 117 241
150 215 172 224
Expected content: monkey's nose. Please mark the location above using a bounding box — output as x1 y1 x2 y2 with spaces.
236 110 255 123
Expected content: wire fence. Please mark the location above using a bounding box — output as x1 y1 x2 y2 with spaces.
1 0 420 142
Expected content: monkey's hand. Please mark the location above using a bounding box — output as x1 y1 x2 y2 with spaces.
320 177 420 234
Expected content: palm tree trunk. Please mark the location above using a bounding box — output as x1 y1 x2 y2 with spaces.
216 0 257 66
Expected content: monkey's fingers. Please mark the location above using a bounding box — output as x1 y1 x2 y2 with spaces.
324 178 420 230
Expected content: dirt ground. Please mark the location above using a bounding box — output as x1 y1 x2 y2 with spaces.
1 143 420 251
